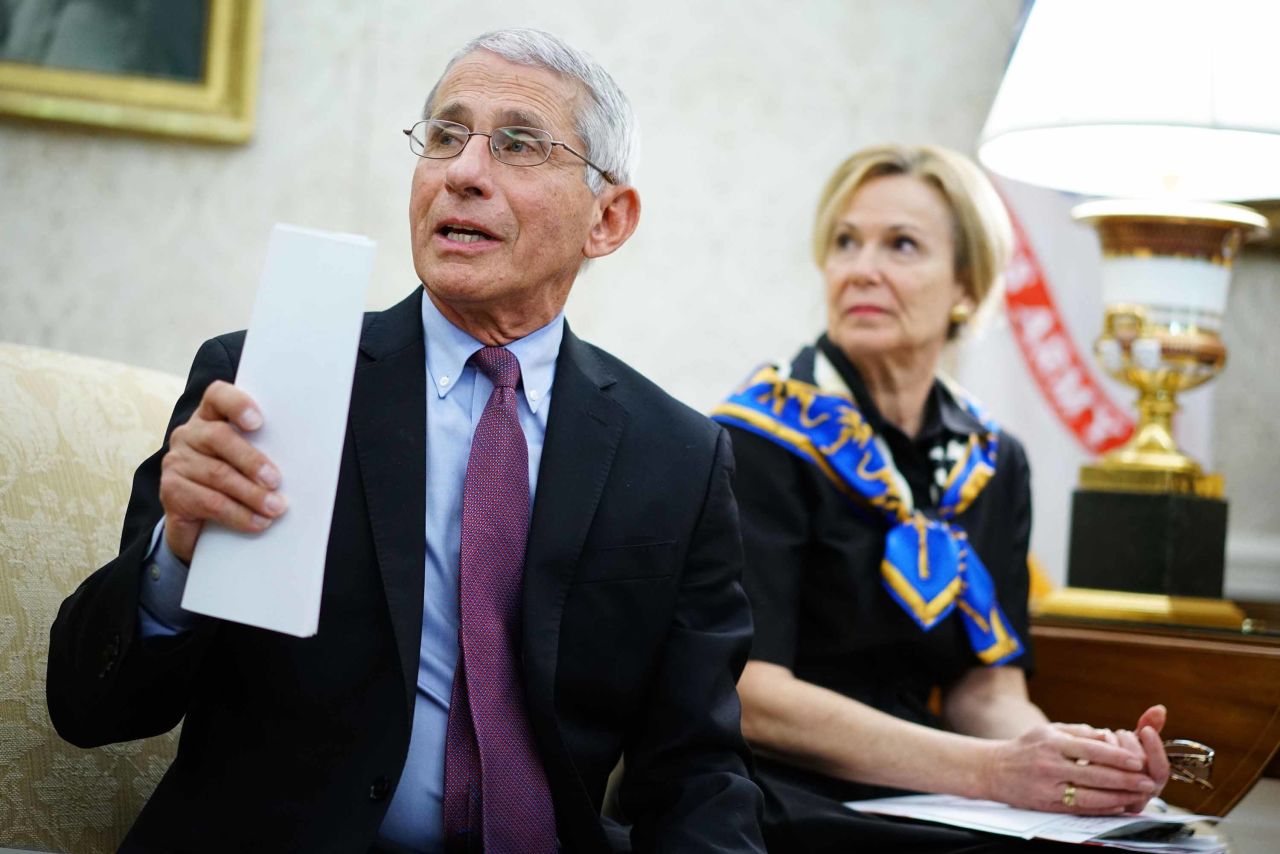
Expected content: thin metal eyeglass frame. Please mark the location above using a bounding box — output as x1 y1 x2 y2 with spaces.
403 119 617 185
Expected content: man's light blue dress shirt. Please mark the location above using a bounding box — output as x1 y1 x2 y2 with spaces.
137 292 564 853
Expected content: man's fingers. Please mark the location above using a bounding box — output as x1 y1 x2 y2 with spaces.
163 476 275 533
159 379 283 558
184 419 281 489
166 450 287 520
171 380 279 489
195 380 264 432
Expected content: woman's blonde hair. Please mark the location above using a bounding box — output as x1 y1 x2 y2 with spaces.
812 144 1013 315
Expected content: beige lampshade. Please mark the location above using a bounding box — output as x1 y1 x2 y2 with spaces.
978 0 1280 201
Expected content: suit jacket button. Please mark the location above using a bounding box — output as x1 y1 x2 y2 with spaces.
99 633 122 677
369 775 389 801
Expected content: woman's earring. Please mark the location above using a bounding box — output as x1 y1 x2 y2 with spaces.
949 304 972 326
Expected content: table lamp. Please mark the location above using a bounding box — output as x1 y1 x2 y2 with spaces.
977 0 1279 625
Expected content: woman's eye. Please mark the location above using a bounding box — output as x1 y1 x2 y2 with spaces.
835 233 856 250
892 235 918 252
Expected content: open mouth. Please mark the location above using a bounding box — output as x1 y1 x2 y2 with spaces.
438 224 496 244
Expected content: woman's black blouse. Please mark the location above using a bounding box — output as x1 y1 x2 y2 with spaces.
725 336 1035 804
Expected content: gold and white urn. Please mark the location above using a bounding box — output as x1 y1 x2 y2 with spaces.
1072 199 1270 497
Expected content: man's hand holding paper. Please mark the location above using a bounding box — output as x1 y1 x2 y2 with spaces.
159 380 286 564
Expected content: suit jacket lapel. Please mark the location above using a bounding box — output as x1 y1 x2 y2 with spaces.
350 288 427 720
522 327 626 778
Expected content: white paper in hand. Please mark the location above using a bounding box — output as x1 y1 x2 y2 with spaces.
182 224 374 637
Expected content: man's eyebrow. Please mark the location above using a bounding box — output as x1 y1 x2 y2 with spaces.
431 102 470 123
497 108 551 131
427 103 553 133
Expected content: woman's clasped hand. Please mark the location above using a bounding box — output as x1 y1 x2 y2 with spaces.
983 705 1171 815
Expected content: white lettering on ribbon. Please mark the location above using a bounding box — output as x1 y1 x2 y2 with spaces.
1002 206 1134 455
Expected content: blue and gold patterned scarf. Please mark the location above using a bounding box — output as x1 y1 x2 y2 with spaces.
712 360 1023 666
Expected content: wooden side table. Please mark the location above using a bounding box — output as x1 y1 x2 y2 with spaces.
1028 614 1280 815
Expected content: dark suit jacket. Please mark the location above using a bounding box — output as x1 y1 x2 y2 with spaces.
47 288 764 853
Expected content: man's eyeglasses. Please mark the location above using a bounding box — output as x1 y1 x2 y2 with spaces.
403 119 617 185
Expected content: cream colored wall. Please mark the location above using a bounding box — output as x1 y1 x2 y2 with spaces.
0 0 1024 379
2 0 1277 592
1212 255 1280 599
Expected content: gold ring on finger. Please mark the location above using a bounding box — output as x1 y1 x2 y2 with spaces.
1062 783 1077 807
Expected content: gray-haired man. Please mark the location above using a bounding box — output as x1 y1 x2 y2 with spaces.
48 27 764 854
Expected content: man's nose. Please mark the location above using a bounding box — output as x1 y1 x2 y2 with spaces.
443 134 494 197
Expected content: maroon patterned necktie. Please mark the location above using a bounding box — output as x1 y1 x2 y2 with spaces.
442 346 557 854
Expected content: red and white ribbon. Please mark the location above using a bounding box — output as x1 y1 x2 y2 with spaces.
1002 206 1134 455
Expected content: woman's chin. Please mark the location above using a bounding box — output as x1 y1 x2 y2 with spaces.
831 329 906 360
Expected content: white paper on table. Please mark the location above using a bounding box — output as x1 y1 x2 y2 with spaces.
182 223 375 637
845 794 1221 850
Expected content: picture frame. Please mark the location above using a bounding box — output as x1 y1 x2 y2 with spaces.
0 0 263 144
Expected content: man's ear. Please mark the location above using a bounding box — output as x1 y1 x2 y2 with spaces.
583 185 641 260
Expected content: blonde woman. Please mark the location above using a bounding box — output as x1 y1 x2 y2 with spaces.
714 145 1169 852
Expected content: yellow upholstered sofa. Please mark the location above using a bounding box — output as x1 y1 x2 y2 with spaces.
0 342 183 853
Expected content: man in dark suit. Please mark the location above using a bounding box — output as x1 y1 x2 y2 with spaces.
47 28 764 854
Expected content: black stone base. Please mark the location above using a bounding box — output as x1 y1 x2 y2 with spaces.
1066 489 1228 598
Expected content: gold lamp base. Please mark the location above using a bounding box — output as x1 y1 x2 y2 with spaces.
1077 373 1225 497
1033 586 1245 629
1079 462 1224 498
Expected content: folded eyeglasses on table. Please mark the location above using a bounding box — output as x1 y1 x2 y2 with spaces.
1164 739 1214 789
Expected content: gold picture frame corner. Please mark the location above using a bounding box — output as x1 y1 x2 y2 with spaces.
0 0 263 145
